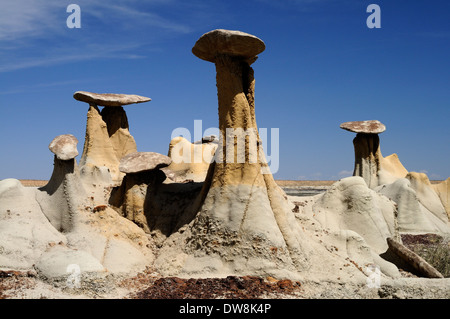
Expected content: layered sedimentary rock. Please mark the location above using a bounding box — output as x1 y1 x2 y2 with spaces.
154 29 312 278
74 91 151 184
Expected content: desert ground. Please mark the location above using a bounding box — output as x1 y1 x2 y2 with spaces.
0 179 447 300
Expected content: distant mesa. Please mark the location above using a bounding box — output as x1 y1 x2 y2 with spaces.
73 91 151 107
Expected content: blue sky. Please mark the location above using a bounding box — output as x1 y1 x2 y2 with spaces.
0 0 449 181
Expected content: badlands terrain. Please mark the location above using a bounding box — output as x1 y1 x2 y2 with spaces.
0 181 448 299
1 30 449 300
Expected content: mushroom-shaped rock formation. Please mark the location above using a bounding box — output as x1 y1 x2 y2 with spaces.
74 91 151 184
340 120 386 135
192 29 265 63
36 134 86 232
153 30 312 279
109 152 171 233
49 134 79 160
166 136 218 182
340 120 407 188
73 91 151 107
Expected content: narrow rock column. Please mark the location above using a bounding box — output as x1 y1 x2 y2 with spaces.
156 29 311 277
212 53 264 188
73 91 151 184
340 120 386 189
353 133 382 189
36 134 86 232
100 106 137 161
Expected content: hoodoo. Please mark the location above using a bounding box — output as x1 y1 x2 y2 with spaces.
154 29 311 278
340 120 409 188
36 134 85 232
74 91 151 184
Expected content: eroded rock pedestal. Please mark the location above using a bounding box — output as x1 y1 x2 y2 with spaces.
74 91 151 184
340 120 408 188
154 30 312 278
0 133 153 280
341 120 449 235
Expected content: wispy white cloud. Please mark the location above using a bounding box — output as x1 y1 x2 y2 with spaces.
0 41 149 73
0 77 111 95
96 4 192 33
0 0 193 73
0 0 64 41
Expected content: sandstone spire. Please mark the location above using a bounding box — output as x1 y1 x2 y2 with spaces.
36 134 86 232
154 29 311 278
73 91 151 184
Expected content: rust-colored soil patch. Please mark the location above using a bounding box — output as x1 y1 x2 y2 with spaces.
122 272 301 299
